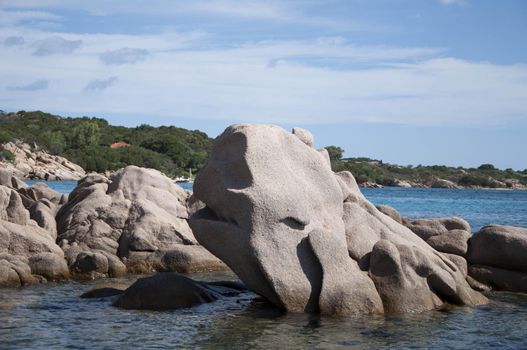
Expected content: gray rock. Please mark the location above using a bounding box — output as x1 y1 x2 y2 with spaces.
28 252 69 281
336 171 486 313
114 273 220 310
468 265 527 293
191 124 383 315
443 253 468 277
427 177 459 189
72 252 109 274
376 204 403 224
190 124 486 315
0 168 27 190
466 275 492 292
467 225 527 272
292 127 314 147
57 166 223 276
1 141 86 180
426 229 471 257
405 217 471 240
0 183 65 287
28 199 58 238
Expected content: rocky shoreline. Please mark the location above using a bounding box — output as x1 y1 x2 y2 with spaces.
0 141 86 181
359 177 527 190
1 125 526 316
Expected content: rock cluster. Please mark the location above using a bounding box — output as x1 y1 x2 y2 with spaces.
0 141 85 180
56 166 224 278
0 169 68 286
189 124 488 316
377 205 527 294
0 165 226 287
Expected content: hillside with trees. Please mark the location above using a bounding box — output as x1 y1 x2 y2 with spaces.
0 110 211 177
325 145 527 189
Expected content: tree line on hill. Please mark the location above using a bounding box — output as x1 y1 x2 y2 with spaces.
325 146 527 188
0 110 210 177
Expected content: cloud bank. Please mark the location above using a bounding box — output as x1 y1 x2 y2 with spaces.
8 79 49 91
100 48 149 65
32 36 81 56
84 76 118 92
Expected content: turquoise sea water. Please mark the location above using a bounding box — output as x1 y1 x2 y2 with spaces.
28 180 527 231
3 180 524 349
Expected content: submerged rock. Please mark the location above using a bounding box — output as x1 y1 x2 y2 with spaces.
114 273 221 310
57 166 225 277
81 287 125 299
190 124 486 316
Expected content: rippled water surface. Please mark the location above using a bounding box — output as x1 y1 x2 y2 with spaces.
10 181 526 349
1 272 526 350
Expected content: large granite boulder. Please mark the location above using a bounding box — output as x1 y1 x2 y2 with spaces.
56 166 224 277
190 125 486 315
467 225 527 292
336 171 485 313
0 183 67 286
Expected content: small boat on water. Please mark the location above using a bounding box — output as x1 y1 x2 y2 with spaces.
174 168 194 184
174 177 193 184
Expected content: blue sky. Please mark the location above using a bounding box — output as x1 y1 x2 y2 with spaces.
1 0 526 169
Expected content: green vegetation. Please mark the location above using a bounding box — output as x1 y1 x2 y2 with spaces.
0 149 15 162
0 110 211 176
325 146 527 188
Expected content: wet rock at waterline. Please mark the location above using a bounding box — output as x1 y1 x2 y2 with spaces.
113 273 246 310
0 171 69 286
190 124 487 316
56 166 225 277
467 225 527 292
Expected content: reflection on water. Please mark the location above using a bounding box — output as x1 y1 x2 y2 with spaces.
1 271 526 349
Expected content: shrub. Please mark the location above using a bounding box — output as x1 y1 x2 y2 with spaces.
0 150 15 162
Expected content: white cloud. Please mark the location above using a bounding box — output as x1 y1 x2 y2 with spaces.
3 35 24 46
84 76 118 92
100 48 149 65
0 1 524 129
1 30 525 127
0 8 61 26
32 35 81 55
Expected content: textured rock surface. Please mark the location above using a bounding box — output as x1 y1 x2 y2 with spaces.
190 124 486 315
57 166 224 276
1 141 85 180
191 124 383 315
467 225 527 272
405 217 471 241
0 172 67 286
336 171 485 313
427 230 471 256
466 225 527 292
468 265 527 293
376 205 403 224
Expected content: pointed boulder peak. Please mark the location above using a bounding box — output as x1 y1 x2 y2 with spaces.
292 127 314 147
